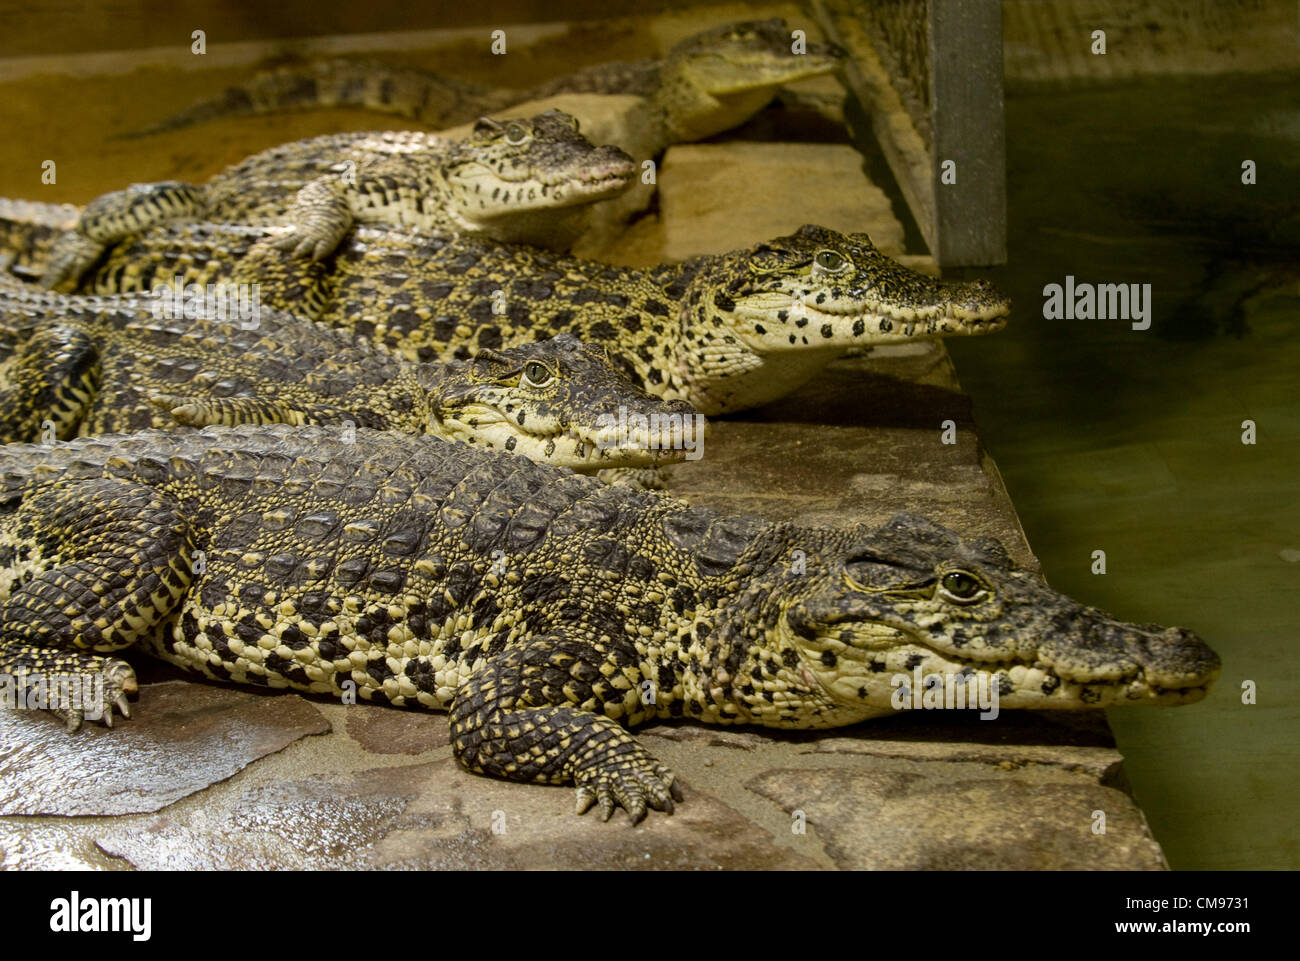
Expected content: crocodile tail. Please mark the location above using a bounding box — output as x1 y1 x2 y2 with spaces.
120 58 515 138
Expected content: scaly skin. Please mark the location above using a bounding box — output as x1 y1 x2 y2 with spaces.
0 284 695 472
0 426 1220 821
113 20 843 254
0 199 75 281
126 18 843 148
41 110 634 288
45 220 1012 416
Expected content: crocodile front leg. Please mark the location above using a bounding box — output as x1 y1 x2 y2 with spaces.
42 182 206 290
450 635 681 823
0 478 194 729
147 392 359 429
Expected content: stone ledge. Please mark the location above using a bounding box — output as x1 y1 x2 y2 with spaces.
655 142 906 262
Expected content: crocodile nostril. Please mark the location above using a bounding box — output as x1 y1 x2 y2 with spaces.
1134 625 1221 684
596 149 636 174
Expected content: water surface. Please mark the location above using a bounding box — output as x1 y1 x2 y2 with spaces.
947 71 1299 869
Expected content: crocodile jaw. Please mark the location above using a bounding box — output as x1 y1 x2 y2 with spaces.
434 406 691 471
439 163 632 249
797 591 1222 715
806 635 1219 716
673 291 1007 414
759 612 1222 724
448 164 634 225
730 292 1010 350
699 225 1012 355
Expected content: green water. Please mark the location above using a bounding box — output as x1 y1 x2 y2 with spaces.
945 72 1299 869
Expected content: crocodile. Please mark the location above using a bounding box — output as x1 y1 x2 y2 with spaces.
0 199 77 282
128 19 843 149
0 284 697 472
117 18 845 254
42 109 635 290
0 425 1221 821
35 218 1011 416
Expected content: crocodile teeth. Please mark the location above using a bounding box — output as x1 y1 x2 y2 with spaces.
801 300 1004 327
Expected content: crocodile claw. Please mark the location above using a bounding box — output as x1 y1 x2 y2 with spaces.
50 658 138 732
268 229 338 262
573 755 681 824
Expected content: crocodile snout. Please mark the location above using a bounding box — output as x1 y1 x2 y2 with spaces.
1037 604 1220 696
561 147 636 195
590 147 636 181
1132 624 1222 690
944 278 1012 322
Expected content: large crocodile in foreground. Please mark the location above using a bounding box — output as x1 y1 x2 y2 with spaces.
0 426 1220 822
0 284 697 472
42 109 635 289
37 219 1012 416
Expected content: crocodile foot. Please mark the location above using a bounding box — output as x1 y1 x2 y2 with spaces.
268 225 342 262
269 177 353 261
8 656 139 732
53 657 137 732
574 749 682 824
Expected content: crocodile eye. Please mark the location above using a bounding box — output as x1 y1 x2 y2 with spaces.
523 362 553 387
814 249 847 272
504 122 530 145
939 571 984 603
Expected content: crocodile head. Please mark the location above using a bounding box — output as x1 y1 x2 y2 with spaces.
421 333 703 471
654 18 844 142
442 109 636 243
673 224 1011 414
732 514 1221 727
712 224 1010 348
